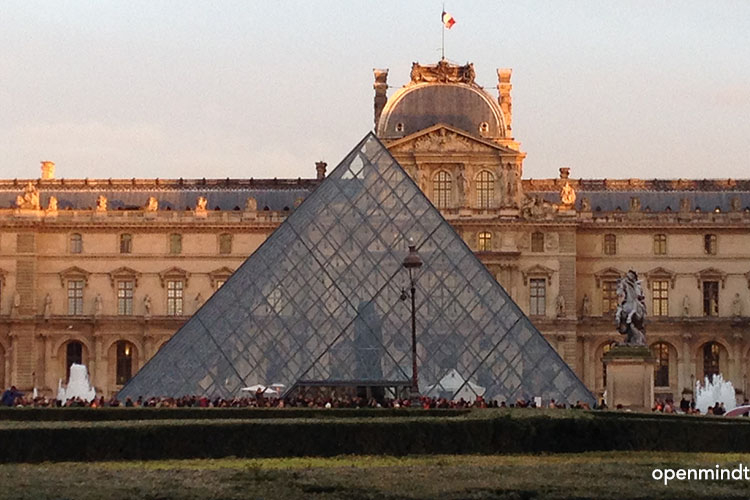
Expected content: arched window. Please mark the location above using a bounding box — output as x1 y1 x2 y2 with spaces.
70 233 83 254
120 233 132 254
66 341 83 382
432 171 452 209
477 231 492 251
651 342 670 387
475 171 494 209
703 342 720 383
116 341 134 385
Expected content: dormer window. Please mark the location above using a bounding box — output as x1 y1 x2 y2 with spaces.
479 122 489 134
395 123 404 133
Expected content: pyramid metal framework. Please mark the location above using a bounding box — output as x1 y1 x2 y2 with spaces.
119 134 595 405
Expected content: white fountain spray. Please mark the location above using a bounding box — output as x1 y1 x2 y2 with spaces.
694 374 736 414
57 363 96 402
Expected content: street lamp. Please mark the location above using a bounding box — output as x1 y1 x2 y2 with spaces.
401 242 422 405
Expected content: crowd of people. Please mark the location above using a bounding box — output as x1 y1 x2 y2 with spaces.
0 385 744 415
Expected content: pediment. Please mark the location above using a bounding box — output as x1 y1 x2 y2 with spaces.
387 125 518 155
159 266 190 287
108 266 141 287
58 266 91 287
521 264 555 285
696 267 727 288
209 267 234 288
644 267 676 289
594 267 625 288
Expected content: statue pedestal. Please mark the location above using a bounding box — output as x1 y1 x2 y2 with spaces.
604 346 654 412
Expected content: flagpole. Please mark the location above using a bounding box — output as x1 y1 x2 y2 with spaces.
441 3 445 60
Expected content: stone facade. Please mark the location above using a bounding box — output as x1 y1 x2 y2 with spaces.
1 60 749 402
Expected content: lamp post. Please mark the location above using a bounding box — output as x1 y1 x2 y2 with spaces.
401 242 423 405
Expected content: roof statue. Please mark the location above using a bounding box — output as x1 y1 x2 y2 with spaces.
118 133 594 406
15 182 40 210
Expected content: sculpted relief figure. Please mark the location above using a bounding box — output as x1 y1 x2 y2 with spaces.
94 293 103 317
143 294 152 318
47 196 58 212
456 167 469 206
560 182 576 206
419 169 429 193
732 293 743 317
581 294 591 317
555 294 566 318
15 182 41 210
682 295 690 317
195 196 208 214
145 196 158 212
731 196 741 212
580 197 591 212
245 197 257 212
193 293 204 313
10 292 20 317
43 293 52 319
96 195 108 212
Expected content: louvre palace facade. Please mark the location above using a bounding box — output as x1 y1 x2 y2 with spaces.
1 59 749 400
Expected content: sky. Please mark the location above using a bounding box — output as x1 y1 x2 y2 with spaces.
1 1 749 181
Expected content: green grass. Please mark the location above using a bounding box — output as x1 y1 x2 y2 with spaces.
2 453 750 500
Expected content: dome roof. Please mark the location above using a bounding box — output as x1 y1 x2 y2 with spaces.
376 62 507 140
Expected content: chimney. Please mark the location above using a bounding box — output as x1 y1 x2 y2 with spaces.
496 68 513 133
41 161 55 180
315 161 327 180
559 167 570 180
373 68 389 131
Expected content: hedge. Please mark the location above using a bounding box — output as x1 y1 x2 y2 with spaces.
2 411 750 462
0 407 468 422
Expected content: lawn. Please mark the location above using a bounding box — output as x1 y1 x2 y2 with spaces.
3 452 750 500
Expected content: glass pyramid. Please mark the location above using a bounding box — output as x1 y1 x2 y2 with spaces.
119 133 595 406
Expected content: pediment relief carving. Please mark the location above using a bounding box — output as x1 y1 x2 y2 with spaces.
695 267 727 288
522 264 555 285
58 266 91 287
389 127 503 155
644 267 676 289
594 267 625 288
108 266 141 288
159 266 190 288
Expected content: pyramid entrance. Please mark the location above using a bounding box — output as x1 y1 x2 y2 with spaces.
120 134 594 406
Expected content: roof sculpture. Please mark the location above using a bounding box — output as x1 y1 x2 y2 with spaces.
119 133 594 405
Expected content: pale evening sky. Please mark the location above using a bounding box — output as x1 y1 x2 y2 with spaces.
1 1 749 181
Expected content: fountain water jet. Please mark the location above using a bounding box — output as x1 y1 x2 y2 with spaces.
695 373 736 414
57 363 96 402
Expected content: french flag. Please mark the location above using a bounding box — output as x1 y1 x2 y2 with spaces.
442 11 456 29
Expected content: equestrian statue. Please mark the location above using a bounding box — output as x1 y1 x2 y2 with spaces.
614 270 647 346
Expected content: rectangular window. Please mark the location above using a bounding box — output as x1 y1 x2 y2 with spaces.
67 280 84 315
529 278 546 316
169 234 182 254
651 280 669 317
531 232 544 253
704 234 717 255
117 280 134 315
653 234 667 255
703 281 719 316
120 234 132 254
70 234 83 254
219 234 233 255
477 232 492 251
602 280 619 315
167 280 184 316
603 234 617 255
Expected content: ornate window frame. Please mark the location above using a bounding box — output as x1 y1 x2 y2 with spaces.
644 267 676 289
108 266 141 288
695 267 727 289
594 267 624 288
159 267 190 288
209 267 234 289
522 264 555 286
58 266 91 288
474 170 495 209
432 170 452 209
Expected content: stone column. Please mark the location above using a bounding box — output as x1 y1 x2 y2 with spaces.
680 333 693 394
92 333 106 395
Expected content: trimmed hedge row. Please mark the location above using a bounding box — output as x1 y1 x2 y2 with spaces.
0 407 468 421
2 412 750 462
